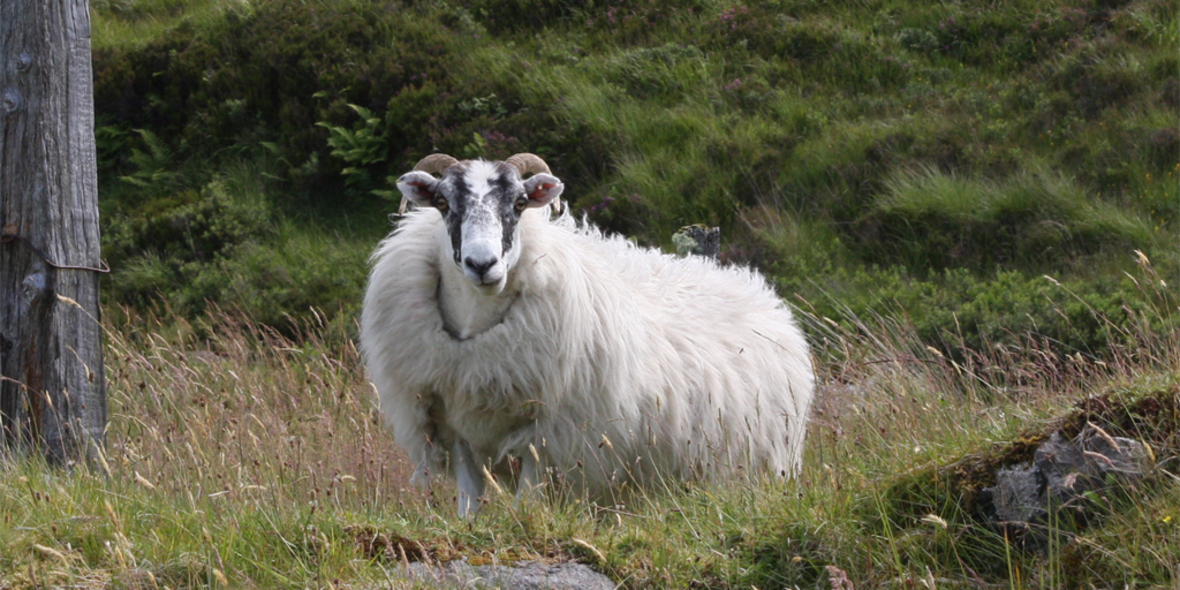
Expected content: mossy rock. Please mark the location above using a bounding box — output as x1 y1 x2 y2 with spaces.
869 382 1177 573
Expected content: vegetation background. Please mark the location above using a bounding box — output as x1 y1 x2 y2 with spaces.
1 0 1178 587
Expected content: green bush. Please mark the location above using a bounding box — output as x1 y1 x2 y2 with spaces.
93 0 462 196
105 205 369 333
186 227 369 332
103 181 272 270
102 179 274 308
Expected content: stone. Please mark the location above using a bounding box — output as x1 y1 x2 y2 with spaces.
400 559 616 590
672 225 720 260
983 422 1150 546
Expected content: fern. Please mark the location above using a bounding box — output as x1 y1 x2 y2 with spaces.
120 129 181 191
316 104 388 185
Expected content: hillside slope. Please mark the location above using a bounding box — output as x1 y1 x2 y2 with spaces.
91 0 1177 353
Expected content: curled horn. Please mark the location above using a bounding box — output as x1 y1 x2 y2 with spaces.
399 154 459 214
414 153 459 175
506 153 563 215
505 153 550 176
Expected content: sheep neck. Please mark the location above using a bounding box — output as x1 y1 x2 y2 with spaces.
437 263 518 341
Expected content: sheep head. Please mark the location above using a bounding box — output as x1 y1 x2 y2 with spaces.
397 153 564 293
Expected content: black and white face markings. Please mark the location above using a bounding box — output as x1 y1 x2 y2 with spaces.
437 161 531 288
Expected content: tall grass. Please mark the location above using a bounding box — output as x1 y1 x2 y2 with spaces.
1 310 415 588
2 267 1176 588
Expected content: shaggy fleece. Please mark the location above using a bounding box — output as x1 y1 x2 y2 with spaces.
360 208 814 496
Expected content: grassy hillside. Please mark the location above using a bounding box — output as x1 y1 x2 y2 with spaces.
88 0 1177 355
3 3 1173 586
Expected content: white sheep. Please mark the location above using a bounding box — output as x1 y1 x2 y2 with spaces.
361 153 814 516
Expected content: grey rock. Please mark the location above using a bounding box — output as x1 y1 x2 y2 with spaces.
672 225 720 260
990 463 1044 524
983 422 1150 545
401 560 616 590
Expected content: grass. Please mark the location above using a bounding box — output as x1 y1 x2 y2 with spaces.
20 0 1176 584
84 0 1178 355
90 0 237 51
2 264 1177 588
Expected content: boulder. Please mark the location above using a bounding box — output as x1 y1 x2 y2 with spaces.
983 422 1150 545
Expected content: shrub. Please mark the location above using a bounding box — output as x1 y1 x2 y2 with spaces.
102 179 273 310
92 0 461 196
188 227 369 332
103 180 272 270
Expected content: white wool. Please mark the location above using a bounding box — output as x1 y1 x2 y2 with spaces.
360 208 814 497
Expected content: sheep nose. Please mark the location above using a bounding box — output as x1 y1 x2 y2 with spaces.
464 256 498 279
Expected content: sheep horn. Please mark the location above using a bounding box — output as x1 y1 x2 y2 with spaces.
400 154 459 214
506 153 563 215
413 153 460 175
505 153 551 176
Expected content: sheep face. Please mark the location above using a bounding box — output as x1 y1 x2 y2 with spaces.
397 160 564 293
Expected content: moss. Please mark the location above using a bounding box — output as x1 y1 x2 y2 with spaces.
1060 383 1180 450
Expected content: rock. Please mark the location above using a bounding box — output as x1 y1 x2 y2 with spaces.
989 463 1043 524
401 560 616 590
983 422 1150 545
672 225 720 260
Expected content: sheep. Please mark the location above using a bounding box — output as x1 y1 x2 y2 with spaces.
360 153 814 517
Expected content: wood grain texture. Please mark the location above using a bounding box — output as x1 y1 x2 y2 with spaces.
1 0 106 465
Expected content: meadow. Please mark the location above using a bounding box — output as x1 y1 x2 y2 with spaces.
1 283 1176 588
2 0 1178 587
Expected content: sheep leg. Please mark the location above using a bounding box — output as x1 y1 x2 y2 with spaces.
452 440 484 518
408 449 442 490
409 462 431 488
516 448 542 504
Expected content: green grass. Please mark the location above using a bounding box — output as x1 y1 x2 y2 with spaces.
3 279 1177 588
86 0 1179 351
23 3 1176 584
91 0 237 51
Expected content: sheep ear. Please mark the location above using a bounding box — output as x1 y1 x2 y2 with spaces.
522 173 564 209
397 171 441 206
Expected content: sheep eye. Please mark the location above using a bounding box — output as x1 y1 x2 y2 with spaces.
433 197 448 211
514 196 529 211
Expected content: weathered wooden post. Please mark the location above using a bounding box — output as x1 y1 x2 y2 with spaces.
0 0 107 466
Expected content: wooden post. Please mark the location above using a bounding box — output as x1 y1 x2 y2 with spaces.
0 0 106 466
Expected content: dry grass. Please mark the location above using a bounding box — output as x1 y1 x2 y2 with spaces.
103 308 413 512
1 269 1176 588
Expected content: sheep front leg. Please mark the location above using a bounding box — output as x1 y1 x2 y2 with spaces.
388 391 440 490
516 445 542 504
452 440 484 518
409 462 433 488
